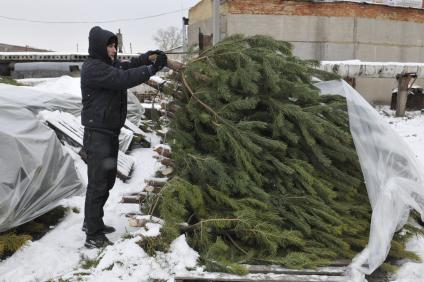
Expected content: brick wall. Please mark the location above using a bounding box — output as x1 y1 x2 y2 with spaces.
228 0 424 23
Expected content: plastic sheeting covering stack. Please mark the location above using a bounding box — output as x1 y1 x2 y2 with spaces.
316 80 424 282
0 83 81 116
17 76 145 126
0 106 83 232
0 77 145 232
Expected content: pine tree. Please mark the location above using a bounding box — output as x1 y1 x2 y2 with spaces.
150 35 419 272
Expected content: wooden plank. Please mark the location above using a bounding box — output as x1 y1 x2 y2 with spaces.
124 119 146 136
246 265 345 276
120 194 147 204
174 273 346 282
144 177 167 188
175 263 389 282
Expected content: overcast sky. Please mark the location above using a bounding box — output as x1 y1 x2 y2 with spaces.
0 0 200 53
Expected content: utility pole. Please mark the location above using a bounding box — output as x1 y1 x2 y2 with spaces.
212 0 220 45
76 43 79 53
117 29 123 53
182 17 189 62
130 43 133 54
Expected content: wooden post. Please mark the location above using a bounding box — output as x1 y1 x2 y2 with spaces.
395 72 417 117
344 76 356 88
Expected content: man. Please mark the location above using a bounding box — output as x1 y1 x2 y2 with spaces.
81 26 167 248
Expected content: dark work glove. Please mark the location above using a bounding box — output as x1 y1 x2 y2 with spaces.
149 51 167 75
140 50 162 65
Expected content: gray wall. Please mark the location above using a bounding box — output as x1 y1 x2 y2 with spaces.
188 18 214 46
226 15 424 62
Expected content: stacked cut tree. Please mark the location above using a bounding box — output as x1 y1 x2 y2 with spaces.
143 35 422 274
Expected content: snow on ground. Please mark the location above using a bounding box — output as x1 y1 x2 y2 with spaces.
379 108 424 163
0 76 202 282
0 131 202 282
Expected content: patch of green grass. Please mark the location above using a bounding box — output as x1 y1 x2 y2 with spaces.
136 235 169 257
73 272 90 276
71 207 80 214
0 206 68 259
80 254 102 270
121 232 135 240
104 263 114 271
0 76 23 86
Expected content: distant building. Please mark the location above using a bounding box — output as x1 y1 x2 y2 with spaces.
0 43 49 52
188 0 424 103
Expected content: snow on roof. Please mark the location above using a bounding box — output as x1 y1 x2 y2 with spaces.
320 60 424 78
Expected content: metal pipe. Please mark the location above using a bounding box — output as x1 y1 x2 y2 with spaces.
212 0 220 45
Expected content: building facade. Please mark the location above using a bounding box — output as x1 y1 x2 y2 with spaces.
188 0 424 103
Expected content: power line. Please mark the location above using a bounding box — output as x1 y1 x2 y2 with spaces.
0 8 189 24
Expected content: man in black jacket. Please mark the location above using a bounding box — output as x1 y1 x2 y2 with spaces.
81 26 167 248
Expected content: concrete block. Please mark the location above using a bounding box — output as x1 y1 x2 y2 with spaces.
227 14 354 43
356 18 424 47
292 42 355 61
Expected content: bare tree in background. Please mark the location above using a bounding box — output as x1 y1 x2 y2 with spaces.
153 26 182 51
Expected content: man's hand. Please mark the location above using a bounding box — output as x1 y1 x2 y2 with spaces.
151 51 168 73
140 50 162 65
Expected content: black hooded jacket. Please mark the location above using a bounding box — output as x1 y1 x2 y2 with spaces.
81 26 152 131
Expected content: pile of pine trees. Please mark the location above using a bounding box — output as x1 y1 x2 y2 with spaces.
149 35 419 273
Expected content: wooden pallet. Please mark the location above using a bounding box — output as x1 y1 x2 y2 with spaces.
175 264 389 282
41 110 135 179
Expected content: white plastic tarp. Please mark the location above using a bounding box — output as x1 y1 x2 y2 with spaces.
0 106 83 232
0 80 143 146
127 92 145 126
315 80 424 282
0 78 145 232
18 76 145 126
0 83 81 116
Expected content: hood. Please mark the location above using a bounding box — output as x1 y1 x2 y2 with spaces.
88 26 118 63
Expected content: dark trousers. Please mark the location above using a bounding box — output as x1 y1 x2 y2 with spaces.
83 128 119 238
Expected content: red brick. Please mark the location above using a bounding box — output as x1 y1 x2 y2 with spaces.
228 0 424 24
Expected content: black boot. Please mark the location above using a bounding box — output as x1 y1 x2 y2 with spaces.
102 224 116 234
82 223 116 234
84 234 113 249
